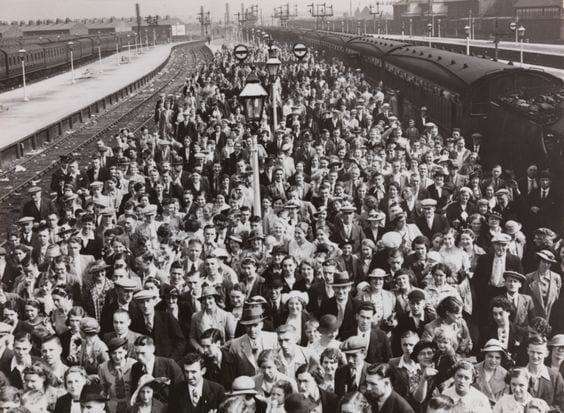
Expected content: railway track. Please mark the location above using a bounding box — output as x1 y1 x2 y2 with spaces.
0 41 213 235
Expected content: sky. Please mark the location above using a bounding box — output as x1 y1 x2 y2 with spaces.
0 0 387 23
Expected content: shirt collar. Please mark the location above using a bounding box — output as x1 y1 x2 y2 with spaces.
529 364 551 380
189 380 204 395
398 356 418 371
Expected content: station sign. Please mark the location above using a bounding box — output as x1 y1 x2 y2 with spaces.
509 22 517 31
233 44 249 61
292 43 308 60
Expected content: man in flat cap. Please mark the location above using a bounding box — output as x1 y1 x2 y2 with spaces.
21 186 56 223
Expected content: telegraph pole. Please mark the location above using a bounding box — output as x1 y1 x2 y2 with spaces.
273 4 297 27
369 3 382 34
197 7 211 40
308 3 333 31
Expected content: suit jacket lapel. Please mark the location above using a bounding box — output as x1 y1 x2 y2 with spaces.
242 336 257 368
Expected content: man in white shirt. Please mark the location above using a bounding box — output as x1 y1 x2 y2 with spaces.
40 335 68 385
276 324 317 379
442 361 491 413
168 352 226 412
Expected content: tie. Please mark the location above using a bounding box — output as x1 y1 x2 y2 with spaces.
350 368 358 391
145 316 153 333
541 190 546 200
191 388 200 405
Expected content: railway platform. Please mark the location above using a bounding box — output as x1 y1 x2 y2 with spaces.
0 41 187 161
378 34 564 56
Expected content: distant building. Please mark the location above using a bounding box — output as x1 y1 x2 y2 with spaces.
22 22 88 37
514 0 563 41
394 0 479 35
85 19 132 34
0 24 22 38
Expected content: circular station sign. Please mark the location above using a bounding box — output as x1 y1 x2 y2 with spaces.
233 44 249 62
292 43 308 60
509 22 517 31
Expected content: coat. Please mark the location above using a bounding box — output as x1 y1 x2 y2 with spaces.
318 387 339 413
318 297 359 340
528 366 564 412
525 270 561 320
334 362 371 396
227 332 279 376
21 199 56 222
130 356 184 393
473 362 507 405
342 328 392 364
471 253 523 323
414 214 450 240
136 311 187 361
167 379 226 413
374 390 415 413
330 222 366 253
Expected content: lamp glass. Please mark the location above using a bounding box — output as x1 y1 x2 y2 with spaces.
266 58 281 77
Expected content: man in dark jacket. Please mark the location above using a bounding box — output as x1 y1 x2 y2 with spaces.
364 363 414 413
168 352 226 413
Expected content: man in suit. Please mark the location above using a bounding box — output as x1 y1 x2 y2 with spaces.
365 363 415 413
130 335 184 393
330 202 366 253
517 164 539 198
335 336 372 396
388 331 420 402
415 199 450 240
21 186 56 223
319 272 359 340
189 286 236 353
525 250 561 321
267 166 289 202
133 289 186 362
227 307 278 376
0 330 40 389
496 271 534 336
414 106 429 133
525 335 564 412
471 233 523 334
342 302 392 364
238 255 265 300
296 363 339 413
168 352 226 413
102 309 142 359
392 289 435 356
336 240 363 284
200 328 241 390
100 278 143 334
427 169 450 211
525 170 559 233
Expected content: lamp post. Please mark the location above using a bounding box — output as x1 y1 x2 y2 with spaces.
518 25 526 66
115 36 120 65
67 41 75 84
409 18 413 37
134 32 139 55
266 56 281 131
464 25 470 55
18 49 28 101
153 28 156 46
97 37 103 73
238 73 268 217
401 21 405 41
427 23 433 47
127 34 132 62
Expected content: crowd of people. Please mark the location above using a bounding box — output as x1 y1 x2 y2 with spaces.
0 39 561 413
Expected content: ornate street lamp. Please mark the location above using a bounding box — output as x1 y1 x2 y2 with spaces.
265 56 281 130
517 25 526 66
239 73 268 216
464 25 471 55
